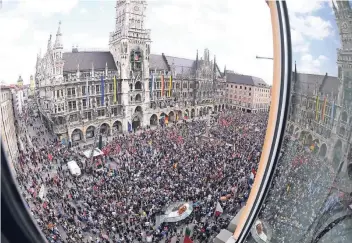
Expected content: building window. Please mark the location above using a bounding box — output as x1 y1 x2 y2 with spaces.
82 99 87 108
69 114 78 122
109 83 113 92
245 87 247 90
68 101 76 111
96 85 101 94
85 111 92 120
111 107 118 116
240 86 242 89
98 109 105 117
249 87 251 91
231 85 233 88
67 88 76 97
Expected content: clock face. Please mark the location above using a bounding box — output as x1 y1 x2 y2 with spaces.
134 5 140 11
342 22 348 32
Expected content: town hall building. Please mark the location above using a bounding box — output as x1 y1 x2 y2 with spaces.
34 0 226 144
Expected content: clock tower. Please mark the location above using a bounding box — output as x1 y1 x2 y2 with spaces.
109 0 152 129
333 0 352 109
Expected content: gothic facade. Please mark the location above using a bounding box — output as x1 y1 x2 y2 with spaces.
34 0 226 144
287 1 352 177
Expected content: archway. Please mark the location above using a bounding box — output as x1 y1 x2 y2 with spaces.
135 106 142 113
199 109 203 117
112 120 122 133
207 107 212 114
135 81 142 90
132 116 141 130
191 108 195 118
319 143 327 158
71 129 83 142
150 114 158 126
310 138 320 154
185 109 189 119
222 104 225 110
306 134 313 146
332 140 343 171
214 105 218 112
100 123 110 135
135 94 142 103
168 111 175 122
86 126 95 139
176 110 182 121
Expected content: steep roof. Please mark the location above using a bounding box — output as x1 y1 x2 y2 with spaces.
149 54 169 71
293 72 339 96
62 51 222 78
164 55 195 75
226 73 269 87
63 52 117 72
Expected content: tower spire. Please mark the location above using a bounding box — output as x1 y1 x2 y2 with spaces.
47 34 52 51
54 21 63 49
196 49 199 70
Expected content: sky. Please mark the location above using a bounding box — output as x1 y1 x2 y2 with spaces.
0 0 343 85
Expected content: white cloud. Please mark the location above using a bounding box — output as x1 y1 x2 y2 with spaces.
297 53 329 74
318 55 329 61
17 0 79 17
287 0 333 75
80 8 88 14
0 0 274 85
286 0 324 14
147 0 273 84
290 14 333 40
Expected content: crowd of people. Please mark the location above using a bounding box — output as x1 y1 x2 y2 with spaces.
13 105 270 243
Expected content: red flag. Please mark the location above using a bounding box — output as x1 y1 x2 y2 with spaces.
48 154 53 161
183 236 193 243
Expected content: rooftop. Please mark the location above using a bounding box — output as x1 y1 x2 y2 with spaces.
226 73 269 87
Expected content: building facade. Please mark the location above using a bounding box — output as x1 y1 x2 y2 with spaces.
11 82 29 119
287 1 352 175
225 72 271 113
35 0 226 144
1 86 19 174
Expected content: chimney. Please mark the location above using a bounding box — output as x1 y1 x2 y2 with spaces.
72 45 79 53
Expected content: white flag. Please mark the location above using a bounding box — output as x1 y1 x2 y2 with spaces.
214 202 223 216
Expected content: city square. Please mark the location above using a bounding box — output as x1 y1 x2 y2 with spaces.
1 1 351 243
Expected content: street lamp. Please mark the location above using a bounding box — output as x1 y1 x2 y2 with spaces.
256 55 274 60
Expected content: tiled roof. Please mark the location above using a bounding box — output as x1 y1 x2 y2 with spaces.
149 54 169 71
226 73 254 86
226 73 269 87
293 72 339 96
63 52 117 72
164 55 195 76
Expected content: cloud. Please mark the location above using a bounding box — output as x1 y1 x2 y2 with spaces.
286 0 325 14
147 0 273 84
297 54 329 74
286 0 334 75
290 14 333 40
80 8 88 14
1 0 273 85
17 0 79 17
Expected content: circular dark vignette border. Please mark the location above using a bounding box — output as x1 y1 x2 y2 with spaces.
1 141 48 243
235 1 292 243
